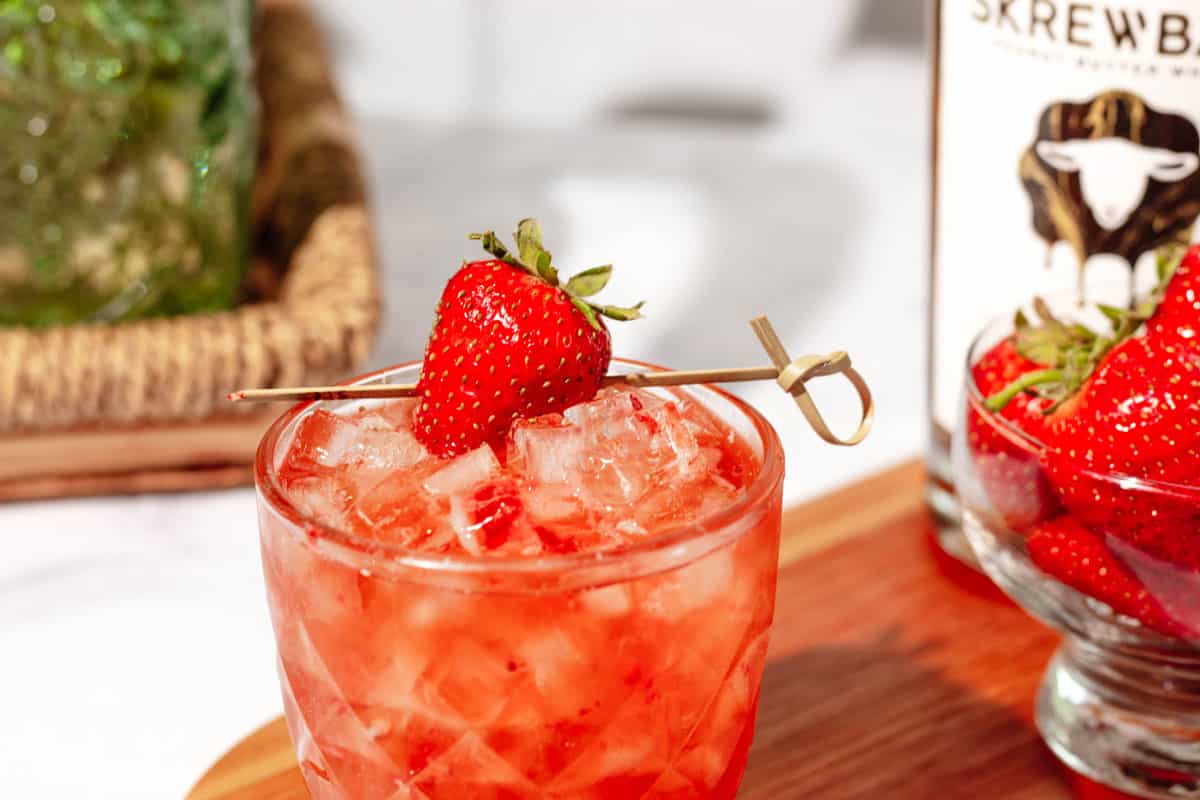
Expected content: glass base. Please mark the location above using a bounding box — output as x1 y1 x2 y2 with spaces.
1037 637 1200 799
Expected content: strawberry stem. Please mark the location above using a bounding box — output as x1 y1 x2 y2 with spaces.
986 245 1187 416
984 368 1062 412
469 219 645 331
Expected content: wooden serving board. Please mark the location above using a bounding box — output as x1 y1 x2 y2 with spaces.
188 460 1073 799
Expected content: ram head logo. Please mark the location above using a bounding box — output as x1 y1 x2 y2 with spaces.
1020 90 1200 280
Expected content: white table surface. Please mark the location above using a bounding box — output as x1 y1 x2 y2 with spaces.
0 48 927 798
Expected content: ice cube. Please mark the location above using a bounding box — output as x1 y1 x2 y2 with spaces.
564 386 663 428
416 446 500 555
283 409 432 502
631 478 736 533
582 454 650 506
286 410 361 474
523 484 586 524
610 401 704 487
579 392 702 486
350 426 430 471
404 590 470 630
514 627 594 719
286 475 355 531
690 481 739 520
352 411 397 431
352 467 449 548
469 479 544 555
509 420 587 484
448 485 547 557
355 645 432 709
423 445 500 496
373 398 420 429
697 448 735 491
447 493 483 556
422 640 523 726
580 584 634 617
513 389 718 534
644 546 736 619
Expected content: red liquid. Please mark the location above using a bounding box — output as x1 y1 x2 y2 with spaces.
258 384 783 799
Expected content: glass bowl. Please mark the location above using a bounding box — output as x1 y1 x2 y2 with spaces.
953 306 1200 799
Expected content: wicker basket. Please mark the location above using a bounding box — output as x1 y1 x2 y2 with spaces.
0 0 379 500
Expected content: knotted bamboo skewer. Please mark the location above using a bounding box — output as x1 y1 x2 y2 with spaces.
230 315 874 446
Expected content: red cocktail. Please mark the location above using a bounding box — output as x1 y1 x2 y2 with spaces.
256 362 784 799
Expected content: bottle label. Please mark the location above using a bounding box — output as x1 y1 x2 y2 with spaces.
931 0 1200 431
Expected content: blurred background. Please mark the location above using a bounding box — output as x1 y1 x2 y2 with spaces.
312 0 928 504
1 2 929 796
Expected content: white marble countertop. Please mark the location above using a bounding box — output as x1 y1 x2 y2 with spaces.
0 46 927 798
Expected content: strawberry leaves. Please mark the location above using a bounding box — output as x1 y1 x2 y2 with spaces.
985 245 1186 414
515 218 559 284
565 265 613 297
592 301 646 321
470 218 644 331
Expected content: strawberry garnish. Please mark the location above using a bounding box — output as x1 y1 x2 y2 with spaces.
1027 516 1181 637
412 219 643 457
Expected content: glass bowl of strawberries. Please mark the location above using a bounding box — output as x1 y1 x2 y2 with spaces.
953 247 1200 799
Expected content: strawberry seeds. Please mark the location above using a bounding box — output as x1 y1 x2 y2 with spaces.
413 219 641 457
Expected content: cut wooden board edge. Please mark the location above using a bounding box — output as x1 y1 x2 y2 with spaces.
188 718 300 800
778 458 926 567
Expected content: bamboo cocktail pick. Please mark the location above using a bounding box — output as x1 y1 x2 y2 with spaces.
230 315 874 446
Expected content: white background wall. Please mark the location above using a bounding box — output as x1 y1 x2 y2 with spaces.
309 0 872 125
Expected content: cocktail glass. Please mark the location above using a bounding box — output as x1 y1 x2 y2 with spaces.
953 309 1200 799
255 361 784 799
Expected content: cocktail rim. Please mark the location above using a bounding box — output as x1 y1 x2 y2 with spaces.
256 358 785 582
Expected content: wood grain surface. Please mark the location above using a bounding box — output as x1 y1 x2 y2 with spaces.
187 459 1072 799
0 411 276 502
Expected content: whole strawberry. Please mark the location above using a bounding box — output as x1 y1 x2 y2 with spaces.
965 338 1059 532
985 247 1200 572
413 219 643 457
1041 335 1200 570
1057 335 1200 473
1027 516 1182 639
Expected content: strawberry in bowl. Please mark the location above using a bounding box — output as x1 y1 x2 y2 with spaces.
952 246 1200 800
